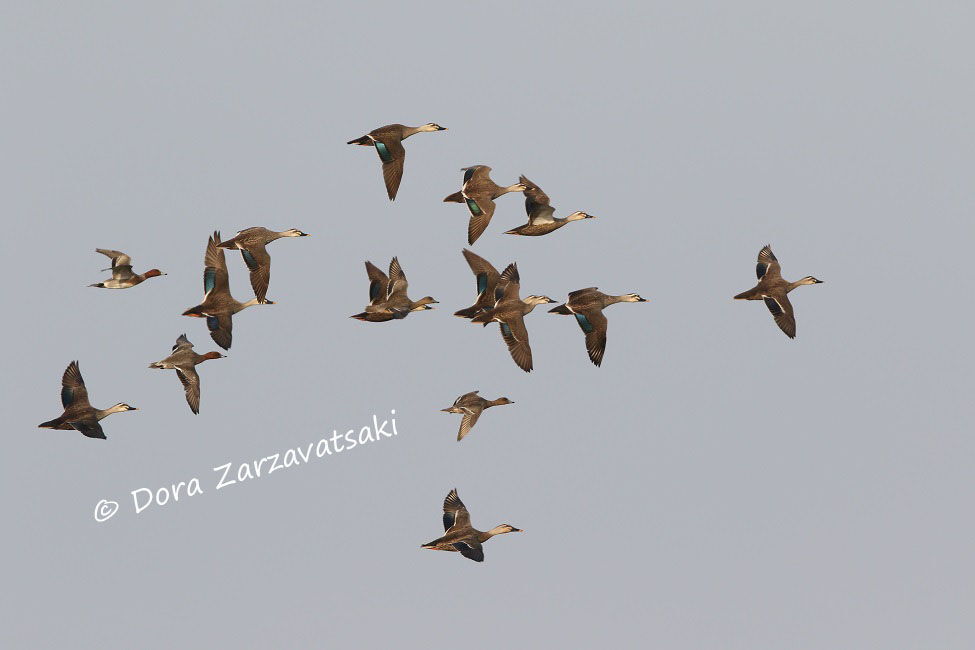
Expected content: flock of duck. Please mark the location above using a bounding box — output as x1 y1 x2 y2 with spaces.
39 121 824 562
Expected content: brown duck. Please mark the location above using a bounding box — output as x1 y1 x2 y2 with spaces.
550 288 648 366
89 249 165 289
441 391 514 441
38 361 137 439
347 122 447 200
182 231 273 350
216 227 309 304
504 175 594 237
444 165 527 244
351 257 437 322
149 334 225 414
421 489 522 562
734 245 823 338
470 263 555 372
453 248 515 320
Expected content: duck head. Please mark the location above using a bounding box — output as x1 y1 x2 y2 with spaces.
566 211 595 221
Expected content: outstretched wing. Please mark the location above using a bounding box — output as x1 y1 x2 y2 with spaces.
172 334 193 352
756 245 782 281
239 245 272 303
764 293 796 338
61 360 91 409
462 165 492 187
386 257 408 298
520 175 556 224
452 539 485 562
365 261 390 305
175 367 201 414
573 309 609 367
68 419 106 439
376 136 407 200
499 316 533 372
96 248 132 268
206 313 233 350
461 249 500 297
204 232 230 296
442 488 472 531
466 197 497 245
457 409 482 441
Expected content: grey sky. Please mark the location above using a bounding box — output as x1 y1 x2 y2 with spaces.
3 2 973 648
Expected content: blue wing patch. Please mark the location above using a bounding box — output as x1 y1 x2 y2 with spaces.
575 313 594 333
241 249 258 271
61 386 73 407
501 322 512 337
463 167 476 183
204 268 216 293
466 199 482 216
206 316 220 332
374 141 392 162
369 281 380 301
476 273 487 295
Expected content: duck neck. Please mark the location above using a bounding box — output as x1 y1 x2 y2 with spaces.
485 398 509 408
96 404 127 420
236 297 262 312
401 125 425 138
786 277 818 292
481 525 515 540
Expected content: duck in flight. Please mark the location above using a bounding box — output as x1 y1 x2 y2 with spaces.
217 227 308 304
89 248 165 289
351 257 437 322
421 489 521 562
38 361 137 439
441 391 514 441
470 263 555 372
182 231 273 350
550 288 648 367
734 245 823 339
444 165 526 244
347 122 447 200
453 249 515 320
149 334 225 414
504 175 595 237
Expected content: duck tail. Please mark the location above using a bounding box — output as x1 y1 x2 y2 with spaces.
89 282 105 288
347 135 371 146
182 304 206 317
733 288 762 300
548 303 572 315
443 191 464 203
38 417 64 429
470 310 494 325
453 305 481 319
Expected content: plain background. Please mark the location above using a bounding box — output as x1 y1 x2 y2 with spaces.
2 2 973 648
